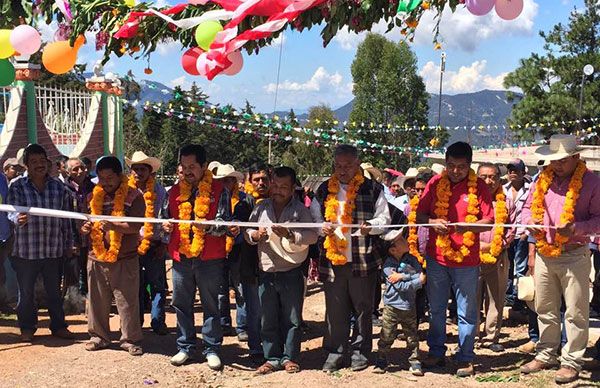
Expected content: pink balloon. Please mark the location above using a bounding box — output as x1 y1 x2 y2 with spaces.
223 51 243 76
182 47 203 75
465 0 495 16
10 25 41 55
196 53 210 76
495 0 523 20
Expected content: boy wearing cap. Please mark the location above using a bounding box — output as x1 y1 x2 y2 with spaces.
373 230 425 375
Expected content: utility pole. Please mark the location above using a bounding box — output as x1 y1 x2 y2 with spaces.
437 52 446 129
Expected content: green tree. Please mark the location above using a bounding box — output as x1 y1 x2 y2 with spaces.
349 33 438 170
504 0 599 141
281 104 335 177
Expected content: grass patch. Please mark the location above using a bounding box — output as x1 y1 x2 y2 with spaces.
475 374 520 383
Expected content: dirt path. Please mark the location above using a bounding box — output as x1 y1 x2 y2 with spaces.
1 280 599 388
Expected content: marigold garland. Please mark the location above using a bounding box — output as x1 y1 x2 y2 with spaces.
532 160 586 257
434 169 479 263
178 170 213 258
128 175 156 255
225 188 240 254
480 187 508 264
90 176 129 263
323 171 365 266
407 194 425 267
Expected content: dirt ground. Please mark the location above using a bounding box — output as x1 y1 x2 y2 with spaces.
1 272 599 388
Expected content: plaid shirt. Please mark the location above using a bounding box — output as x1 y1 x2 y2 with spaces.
7 176 73 260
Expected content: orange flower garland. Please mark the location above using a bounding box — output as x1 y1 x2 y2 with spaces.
90 176 129 263
434 169 479 263
323 171 365 265
532 160 586 257
178 170 213 258
128 175 156 255
407 194 425 267
480 187 508 264
225 188 240 254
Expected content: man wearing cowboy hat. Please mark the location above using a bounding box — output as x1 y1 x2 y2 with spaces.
520 135 600 384
126 151 169 336
245 166 318 374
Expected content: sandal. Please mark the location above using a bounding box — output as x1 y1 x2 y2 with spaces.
283 361 300 373
84 340 109 351
256 362 277 375
120 343 143 356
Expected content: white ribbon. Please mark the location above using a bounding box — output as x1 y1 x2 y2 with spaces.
146 8 235 30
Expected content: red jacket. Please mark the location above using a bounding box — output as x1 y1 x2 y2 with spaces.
167 179 227 261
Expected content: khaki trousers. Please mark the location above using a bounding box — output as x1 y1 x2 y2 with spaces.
477 250 509 342
87 258 142 344
534 246 590 370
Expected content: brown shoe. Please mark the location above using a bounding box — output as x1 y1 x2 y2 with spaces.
422 355 446 369
555 366 579 384
456 362 474 377
520 359 557 374
52 328 75 340
518 341 536 354
20 329 34 342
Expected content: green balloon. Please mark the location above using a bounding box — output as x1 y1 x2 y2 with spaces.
195 21 223 51
0 59 15 87
397 0 422 13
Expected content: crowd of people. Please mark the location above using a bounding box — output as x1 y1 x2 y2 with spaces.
0 134 598 384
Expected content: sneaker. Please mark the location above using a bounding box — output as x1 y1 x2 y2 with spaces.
52 327 76 340
170 351 190 366
373 359 387 374
20 329 34 342
409 361 424 376
206 353 222 371
237 331 249 342
456 362 474 377
518 341 537 354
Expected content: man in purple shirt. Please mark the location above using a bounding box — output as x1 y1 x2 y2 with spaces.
520 135 600 384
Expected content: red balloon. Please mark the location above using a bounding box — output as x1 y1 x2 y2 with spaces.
181 47 204 76
223 51 243 76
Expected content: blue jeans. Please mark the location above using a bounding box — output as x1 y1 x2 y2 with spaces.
172 258 225 356
426 258 479 362
10 257 67 333
258 267 304 365
218 245 246 333
507 238 529 304
241 281 263 355
139 243 167 330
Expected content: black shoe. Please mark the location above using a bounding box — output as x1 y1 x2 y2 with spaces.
222 326 236 336
249 353 265 366
351 354 369 372
153 325 168 336
422 355 446 369
322 355 342 373
373 358 387 374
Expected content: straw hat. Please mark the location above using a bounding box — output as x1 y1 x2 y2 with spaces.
268 232 310 264
361 163 383 182
517 275 535 311
212 163 244 182
534 134 584 161
125 151 161 173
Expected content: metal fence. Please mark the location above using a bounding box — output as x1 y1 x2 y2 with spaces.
0 87 10 132
36 84 92 147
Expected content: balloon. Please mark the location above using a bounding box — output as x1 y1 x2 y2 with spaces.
495 0 523 20
42 35 85 75
10 25 42 56
194 21 223 51
0 30 15 59
0 59 15 86
397 0 423 13
465 0 495 16
125 0 136 6
196 52 210 76
223 51 243 76
182 47 203 75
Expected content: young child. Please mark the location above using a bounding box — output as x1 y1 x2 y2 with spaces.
373 230 426 375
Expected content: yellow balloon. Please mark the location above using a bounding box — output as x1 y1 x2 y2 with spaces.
0 30 15 59
125 0 136 6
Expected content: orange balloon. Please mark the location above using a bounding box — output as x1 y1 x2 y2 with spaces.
42 35 85 74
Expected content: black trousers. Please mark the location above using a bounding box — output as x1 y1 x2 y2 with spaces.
323 264 377 362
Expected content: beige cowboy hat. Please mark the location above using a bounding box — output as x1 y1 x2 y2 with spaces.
534 134 584 161
125 151 161 173
517 275 535 311
431 163 445 175
212 163 244 182
361 162 383 182
405 167 419 179
207 161 221 174
267 231 310 264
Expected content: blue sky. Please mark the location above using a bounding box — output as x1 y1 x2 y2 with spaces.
43 0 586 112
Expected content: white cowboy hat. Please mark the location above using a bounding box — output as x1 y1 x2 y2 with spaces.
207 161 221 174
125 151 161 173
517 275 535 311
534 134 584 161
431 163 445 175
267 231 310 264
405 167 419 179
361 162 383 182
212 163 244 182
382 229 406 242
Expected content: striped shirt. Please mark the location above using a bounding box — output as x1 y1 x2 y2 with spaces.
7 176 73 260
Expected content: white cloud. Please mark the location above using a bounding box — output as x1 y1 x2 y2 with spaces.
170 75 191 89
333 0 538 52
264 66 350 93
156 40 181 56
419 60 510 94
